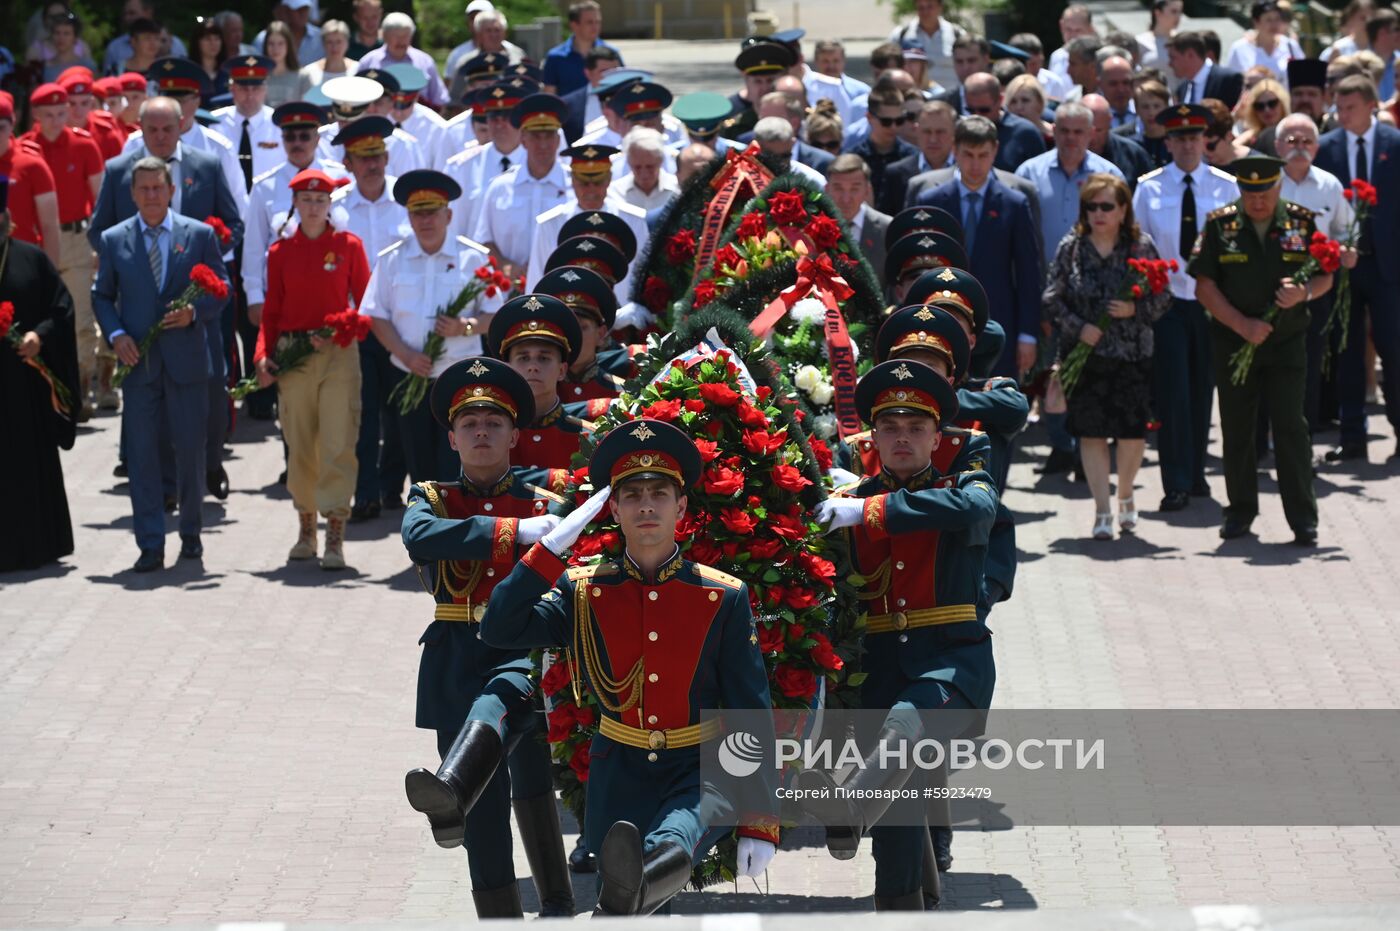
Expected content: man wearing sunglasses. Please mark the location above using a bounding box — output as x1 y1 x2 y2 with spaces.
960 71 1045 172
847 88 918 211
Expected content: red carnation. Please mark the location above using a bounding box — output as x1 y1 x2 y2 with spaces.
742 428 787 456
799 550 836 587
699 382 741 407
720 507 757 535
693 438 721 462
774 663 817 700
772 463 813 492
810 438 834 471
693 279 718 308
203 215 232 246
702 463 746 496
641 275 672 313
569 741 591 782
737 211 768 240
642 398 682 421
540 660 571 697
768 510 807 541
757 622 785 655
665 228 696 264
769 190 809 227
0 301 14 337
189 263 229 301
806 213 842 251
810 632 844 671
547 704 576 742
715 243 743 271
736 401 769 428
746 536 784 560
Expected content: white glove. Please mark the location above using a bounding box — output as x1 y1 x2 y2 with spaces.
814 497 865 530
517 514 561 545
541 486 611 556
736 837 776 878
613 301 656 332
827 467 861 487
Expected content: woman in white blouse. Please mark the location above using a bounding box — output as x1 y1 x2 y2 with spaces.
1224 1 1305 82
1136 0 1184 82
1323 0 1377 61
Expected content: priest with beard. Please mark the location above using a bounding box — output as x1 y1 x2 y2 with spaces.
0 177 79 572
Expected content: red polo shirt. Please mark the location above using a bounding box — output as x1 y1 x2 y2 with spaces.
0 141 57 246
256 226 372 362
85 110 128 160
20 126 104 224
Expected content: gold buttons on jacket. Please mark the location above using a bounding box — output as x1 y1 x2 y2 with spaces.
897 598 907 607
486 568 495 577
483 502 493 511
709 591 718 601
648 591 658 601
647 752 658 762
647 715 658 725
648 631 658 641
592 587 601 596
895 560 905 570
648 673 659 683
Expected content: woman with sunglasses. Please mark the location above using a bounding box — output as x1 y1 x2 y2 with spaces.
806 98 844 155
1224 2 1304 83
1238 78 1289 149
1044 174 1171 539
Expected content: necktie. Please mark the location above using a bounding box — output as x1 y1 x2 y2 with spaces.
963 191 981 256
1179 80 1193 104
1179 174 1196 262
500 155 510 174
147 225 164 288
239 119 253 192
1355 135 1368 183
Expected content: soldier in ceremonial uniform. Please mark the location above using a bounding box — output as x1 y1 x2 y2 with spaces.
1188 156 1329 545
487 294 593 470
724 42 796 140
884 231 968 306
482 418 780 916
385 63 449 170
668 92 741 157
399 358 575 919
798 361 998 911
362 170 505 483
532 265 631 404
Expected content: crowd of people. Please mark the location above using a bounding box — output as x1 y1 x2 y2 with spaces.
2 0 1399 912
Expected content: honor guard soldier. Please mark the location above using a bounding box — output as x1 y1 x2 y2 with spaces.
605 81 678 169
532 266 631 405
482 418 781 916
362 169 505 483
22 82 104 420
574 69 649 148
213 55 283 192
525 151 649 295
445 77 537 240
1133 103 1240 512
399 357 575 919
884 206 966 260
724 41 796 140
473 93 572 279
798 361 999 912
544 235 631 304
884 231 969 307
1189 156 1328 545
487 294 593 470
317 75 423 179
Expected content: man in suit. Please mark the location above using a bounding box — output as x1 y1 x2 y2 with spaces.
881 100 956 215
1167 32 1242 109
90 95 244 502
826 153 891 290
91 157 230 572
1314 74 1400 463
960 72 1046 173
915 115 1042 376
1083 94 1154 188
931 33 993 116
845 87 917 208
903 148 1045 261
561 46 620 144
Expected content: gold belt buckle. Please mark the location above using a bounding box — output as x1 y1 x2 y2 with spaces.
892 611 909 631
648 730 667 750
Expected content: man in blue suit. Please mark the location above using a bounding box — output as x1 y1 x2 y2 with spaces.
92 156 231 572
560 46 621 144
960 73 1045 173
915 115 1043 377
1314 74 1400 463
90 96 244 500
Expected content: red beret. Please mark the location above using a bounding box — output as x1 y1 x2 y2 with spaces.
119 72 149 94
56 65 95 85
289 169 348 193
58 74 93 97
30 83 69 107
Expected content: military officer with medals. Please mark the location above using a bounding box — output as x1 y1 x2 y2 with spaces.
487 294 595 470
399 357 574 919
1189 156 1329 545
481 418 781 916
798 361 999 912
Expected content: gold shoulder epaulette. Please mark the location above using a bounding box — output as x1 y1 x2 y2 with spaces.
1207 204 1237 221
567 562 619 581
525 483 564 504
695 564 743 589
844 429 872 448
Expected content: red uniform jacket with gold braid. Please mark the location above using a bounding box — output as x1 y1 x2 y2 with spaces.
510 400 593 471
483 543 781 845
400 469 562 731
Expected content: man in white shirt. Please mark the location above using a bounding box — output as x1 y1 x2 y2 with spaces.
385 63 449 169
805 39 872 125
318 73 424 180
445 77 532 240
609 126 678 211
1048 4 1096 76
887 0 966 91
211 55 282 194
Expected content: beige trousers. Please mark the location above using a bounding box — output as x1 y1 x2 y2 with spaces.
278 342 362 519
58 229 103 387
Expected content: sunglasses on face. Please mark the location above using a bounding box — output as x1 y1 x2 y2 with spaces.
1205 135 1221 150
1083 201 1118 213
811 137 841 152
875 114 909 127
1252 98 1280 111
1280 134 1315 146
965 105 995 116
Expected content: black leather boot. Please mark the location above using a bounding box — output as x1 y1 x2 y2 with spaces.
920 823 942 909
874 889 926 911
511 792 574 917
404 720 503 849
796 724 923 859
568 835 596 873
471 880 524 919
595 822 693 916
931 826 954 872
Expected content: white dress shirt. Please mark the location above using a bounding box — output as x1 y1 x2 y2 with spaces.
124 126 247 217
241 157 348 304
1281 163 1352 240
331 175 411 262
1179 58 1214 105
1133 160 1240 299
471 161 571 268
360 234 505 376
609 170 679 212
211 104 282 191
524 194 651 302
445 140 525 239
398 102 450 170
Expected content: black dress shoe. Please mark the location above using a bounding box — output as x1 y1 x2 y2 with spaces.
178 534 203 559
1324 443 1365 462
931 825 954 872
113 461 128 478
569 835 597 873
1219 517 1254 539
1292 526 1318 546
132 550 164 572
163 493 177 513
206 466 229 500
1035 448 1077 475
1159 491 1189 512
349 501 381 523
277 469 287 485
1190 478 1212 497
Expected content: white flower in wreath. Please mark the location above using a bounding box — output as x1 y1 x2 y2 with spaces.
809 381 835 406
793 364 824 394
812 414 839 439
790 296 826 326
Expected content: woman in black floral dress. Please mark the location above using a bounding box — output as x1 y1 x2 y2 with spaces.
1043 174 1172 540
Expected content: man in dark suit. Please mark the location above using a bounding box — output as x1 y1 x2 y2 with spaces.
1314 75 1400 463
91 95 244 502
845 87 917 209
930 33 994 116
560 46 621 144
1167 31 1242 109
735 88 836 174
960 72 1045 172
1084 94 1154 188
826 153 891 290
914 115 1042 376
91 156 231 572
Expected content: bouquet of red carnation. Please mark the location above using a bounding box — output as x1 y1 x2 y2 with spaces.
114 263 229 387
203 215 233 248
229 309 372 399
1059 256 1176 396
388 257 512 414
1323 178 1378 362
1230 231 1341 385
0 300 75 417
